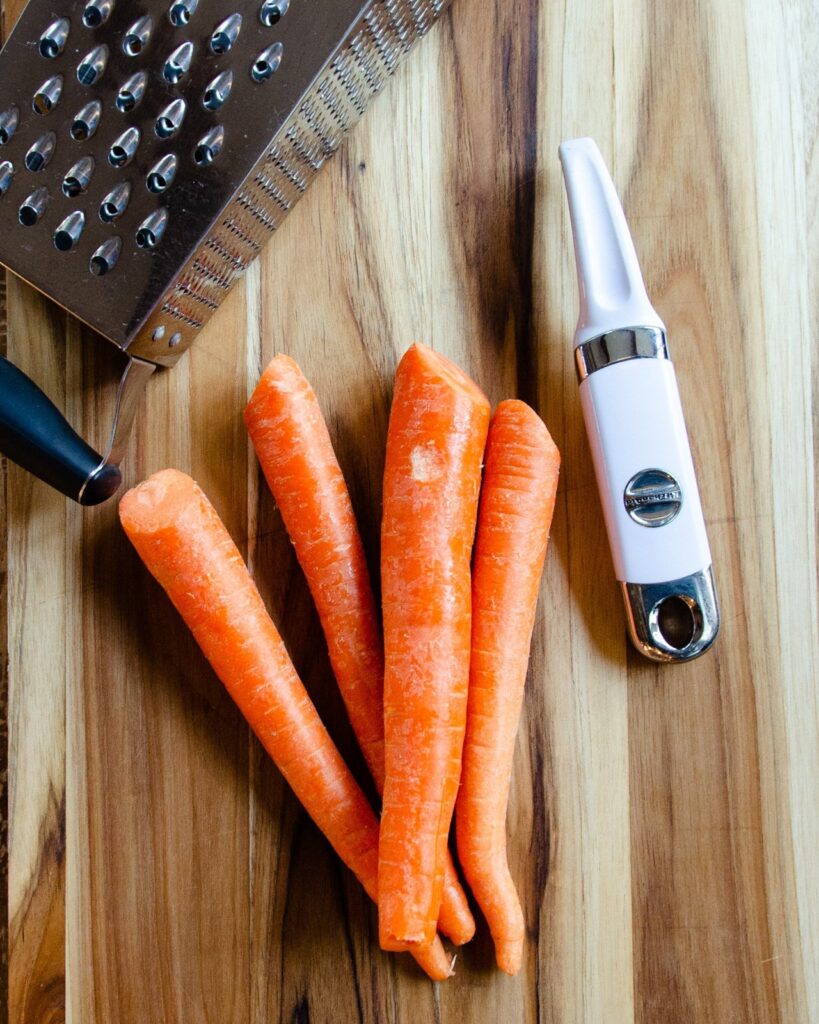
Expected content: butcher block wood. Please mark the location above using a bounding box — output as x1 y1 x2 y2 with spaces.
2 0 817 1021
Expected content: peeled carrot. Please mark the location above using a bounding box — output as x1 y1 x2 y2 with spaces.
379 344 490 950
119 469 452 981
244 355 476 947
455 400 560 975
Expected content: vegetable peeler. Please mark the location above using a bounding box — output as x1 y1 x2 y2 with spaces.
559 137 719 662
0 0 451 504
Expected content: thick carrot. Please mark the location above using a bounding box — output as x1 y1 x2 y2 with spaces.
455 400 560 975
379 344 490 950
119 469 452 981
244 354 475 947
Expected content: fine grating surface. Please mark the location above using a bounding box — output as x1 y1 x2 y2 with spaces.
0 0 450 365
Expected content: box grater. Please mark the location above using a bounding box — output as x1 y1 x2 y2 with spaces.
0 0 451 503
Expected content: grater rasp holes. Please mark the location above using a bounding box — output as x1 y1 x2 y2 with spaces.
115 72 148 113
89 236 121 276
62 156 95 197
99 182 131 223
19 187 49 226
25 133 56 172
122 16 154 58
169 1 200 28
77 44 109 86
4 0 293 285
39 19 70 59
53 210 85 251
32 75 63 115
82 1 113 30
70 101 102 141
0 107 18 145
209 14 242 56
0 162 13 195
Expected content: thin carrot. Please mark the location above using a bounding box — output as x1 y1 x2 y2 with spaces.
244 354 476 947
379 344 490 950
455 400 560 975
119 469 452 981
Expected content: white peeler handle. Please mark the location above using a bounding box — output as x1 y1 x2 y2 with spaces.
560 138 719 662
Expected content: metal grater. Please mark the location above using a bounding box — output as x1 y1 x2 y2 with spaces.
0 0 451 503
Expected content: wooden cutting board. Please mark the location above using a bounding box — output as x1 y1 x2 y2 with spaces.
3 0 817 1021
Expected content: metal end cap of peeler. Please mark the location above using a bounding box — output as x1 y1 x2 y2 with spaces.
621 566 719 662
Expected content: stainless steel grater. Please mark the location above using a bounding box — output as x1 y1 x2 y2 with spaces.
0 0 451 503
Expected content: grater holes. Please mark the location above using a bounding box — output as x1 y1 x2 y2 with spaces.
18 187 48 226
77 45 109 86
169 0 199 27
82 1 113 29
202 71 232 111
210 14 242 55
99 181 130 222
89 236 121 276
62 155 95 197
0 161 13 195
116 72 148 113
164 42 194 85
0 107 19 145
251 43 283 83
155 99 186 139
169 332 182 348
152 325 166 341
146 154 178 193
33 76 63 115
259 0 290 27
193 126 224 166
136 208 168 249
26 133 56 172
39 19 70 59
70 100 101 141
109 126 140 167
123 16 153 57
54 210 85 251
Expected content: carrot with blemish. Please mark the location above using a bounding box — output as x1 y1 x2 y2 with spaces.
119 469 452 981
379 344 490 950
244 354 476 947
456 400 560 975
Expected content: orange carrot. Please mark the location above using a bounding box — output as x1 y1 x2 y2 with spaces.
378 344 490 950
119 469 452 981
456 400 560 975
244 355 476 947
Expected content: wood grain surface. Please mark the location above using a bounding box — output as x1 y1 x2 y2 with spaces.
3 0 818 1022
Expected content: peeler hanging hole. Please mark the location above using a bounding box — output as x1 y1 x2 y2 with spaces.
653 595 701 652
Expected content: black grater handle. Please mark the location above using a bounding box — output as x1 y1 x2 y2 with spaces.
0 355 121 505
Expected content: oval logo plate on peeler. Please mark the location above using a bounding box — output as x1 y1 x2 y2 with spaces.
624 468 682 527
